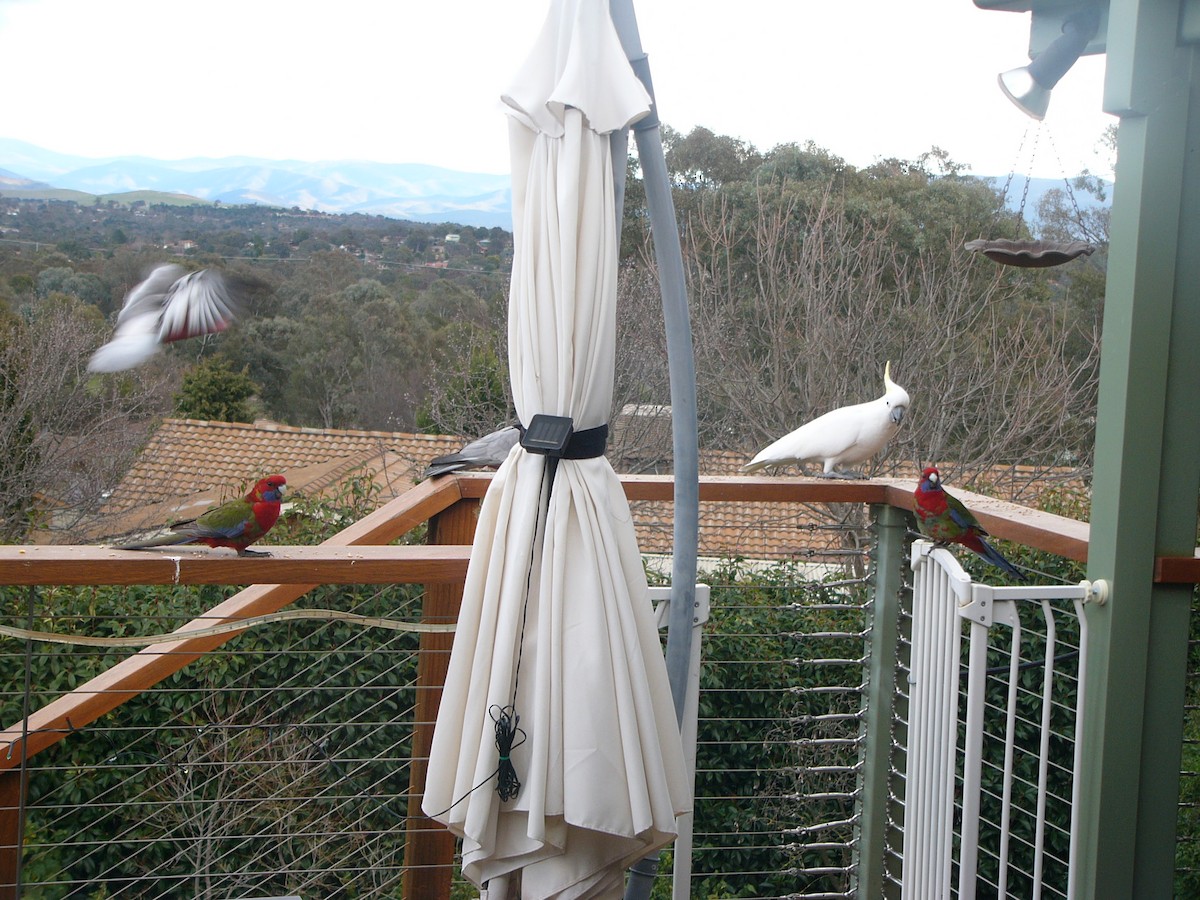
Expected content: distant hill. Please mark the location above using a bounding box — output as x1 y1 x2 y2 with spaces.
0 166 49 188
2 137 1110 233
0 185 208 207
0 138 514 229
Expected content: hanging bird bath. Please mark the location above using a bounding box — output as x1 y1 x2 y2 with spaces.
967 122 1097 268
964 237 1095 268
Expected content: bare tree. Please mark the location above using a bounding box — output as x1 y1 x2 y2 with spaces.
618 178 1100 490
417 317 513 442
0 296 175 541
610 262 672 472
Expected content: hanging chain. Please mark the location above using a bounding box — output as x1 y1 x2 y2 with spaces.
993 125 1039 237
1015 125 1042 230
1045 128 1096 241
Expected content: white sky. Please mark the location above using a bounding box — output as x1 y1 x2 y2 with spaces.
0 0 1115 180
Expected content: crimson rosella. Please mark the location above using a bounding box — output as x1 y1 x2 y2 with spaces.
743 362 910 478
89 264 246 372
116 475 286 557
913 466 1027 581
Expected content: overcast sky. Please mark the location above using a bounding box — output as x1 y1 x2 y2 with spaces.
0 0 1114 180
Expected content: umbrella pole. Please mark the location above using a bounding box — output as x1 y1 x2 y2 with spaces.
610 2 701 897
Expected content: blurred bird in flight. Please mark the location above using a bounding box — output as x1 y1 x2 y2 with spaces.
89 264 245 372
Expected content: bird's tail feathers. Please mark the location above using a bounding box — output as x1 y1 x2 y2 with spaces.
422 460 463 479
977 538 1029 582
114 532 196 551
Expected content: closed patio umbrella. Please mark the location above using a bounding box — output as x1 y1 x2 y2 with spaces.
422 1 690 897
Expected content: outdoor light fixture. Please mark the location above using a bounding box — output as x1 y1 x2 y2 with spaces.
998 5 1101 119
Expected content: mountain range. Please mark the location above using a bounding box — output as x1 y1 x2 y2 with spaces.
0 138 514 229
0 137 1109 232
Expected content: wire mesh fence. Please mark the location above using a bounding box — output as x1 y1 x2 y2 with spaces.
0 509 1115 900
0 581 441 898
657 528 875 899
1176 585 1200 896
0 508 882 899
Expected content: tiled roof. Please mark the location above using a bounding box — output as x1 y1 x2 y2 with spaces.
102 419 462 514
76 419 463 542
76 418 1086 563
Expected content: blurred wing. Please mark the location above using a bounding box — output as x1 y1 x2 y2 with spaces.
158 269 242 343
87 329 162 372
115 264 186 326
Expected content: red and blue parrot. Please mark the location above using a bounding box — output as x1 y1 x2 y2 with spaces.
913 466 1027 581
117 475 287 557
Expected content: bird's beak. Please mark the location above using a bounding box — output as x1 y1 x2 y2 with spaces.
891 406 906 426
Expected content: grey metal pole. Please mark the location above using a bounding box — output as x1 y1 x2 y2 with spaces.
608 2 701 898
608 0 699 737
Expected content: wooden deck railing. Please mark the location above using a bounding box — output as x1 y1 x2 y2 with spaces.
0 471 1194 898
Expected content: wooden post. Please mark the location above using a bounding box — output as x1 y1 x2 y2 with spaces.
403 495 478 900
0 769 24 900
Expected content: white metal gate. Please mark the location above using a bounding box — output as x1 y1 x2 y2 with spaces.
901 540 1105 900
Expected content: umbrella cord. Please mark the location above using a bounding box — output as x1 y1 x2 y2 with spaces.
427 456 554 819
424 703 528 819
493 455 556 802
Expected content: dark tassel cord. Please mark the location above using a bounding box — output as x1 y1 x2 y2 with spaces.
423 703 528 819
491 704 526 801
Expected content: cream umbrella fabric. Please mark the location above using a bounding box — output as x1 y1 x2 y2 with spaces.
422 1 690 897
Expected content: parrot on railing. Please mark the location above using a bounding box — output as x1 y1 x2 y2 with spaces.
743 362 909 478
913 465 1027 581
115 475 286 557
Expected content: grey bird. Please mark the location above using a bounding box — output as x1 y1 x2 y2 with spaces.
422 426 521 479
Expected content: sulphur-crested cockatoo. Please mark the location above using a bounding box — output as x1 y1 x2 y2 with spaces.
88 265 245 373
742 362 910 478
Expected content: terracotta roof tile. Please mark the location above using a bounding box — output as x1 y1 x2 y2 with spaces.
77 418 1085 563
101 419 463 514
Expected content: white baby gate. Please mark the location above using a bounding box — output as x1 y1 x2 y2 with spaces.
901 540 1106 900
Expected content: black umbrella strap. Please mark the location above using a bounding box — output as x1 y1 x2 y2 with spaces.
517 417 609 460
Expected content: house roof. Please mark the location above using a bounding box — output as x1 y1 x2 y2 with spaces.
77 418 1085 563
102 419 462 513
82 419 463 542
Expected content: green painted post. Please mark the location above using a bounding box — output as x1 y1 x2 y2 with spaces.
1078 1 1200 895
855 503 910 899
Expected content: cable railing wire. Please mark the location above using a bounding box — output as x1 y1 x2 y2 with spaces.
0 509 883 896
